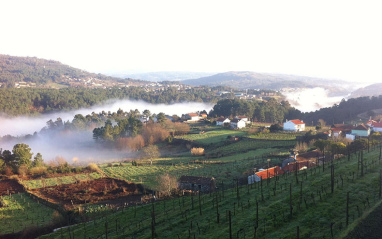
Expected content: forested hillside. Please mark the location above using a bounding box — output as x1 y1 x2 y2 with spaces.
0 54 139 88
302 95 382 125
0 87 220 116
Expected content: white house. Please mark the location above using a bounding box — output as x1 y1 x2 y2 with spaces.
230 118 246 129
283 119 305 132
216 117 230 126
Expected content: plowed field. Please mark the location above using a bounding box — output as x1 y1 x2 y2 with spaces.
31 178 144 208
0 179 25 196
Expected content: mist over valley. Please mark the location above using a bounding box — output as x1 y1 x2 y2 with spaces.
0 100 213 164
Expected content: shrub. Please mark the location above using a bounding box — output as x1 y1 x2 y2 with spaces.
30 166 48 176
191 147 205 156
87 163 100 172
18 164 29 178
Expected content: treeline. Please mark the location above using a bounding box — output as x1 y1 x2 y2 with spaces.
0 54 133 87
0 87 221 116
211 95 382 125
302 95 382 125
210 98 301 123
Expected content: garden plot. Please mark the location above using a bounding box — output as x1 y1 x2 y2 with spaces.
30 178 144 208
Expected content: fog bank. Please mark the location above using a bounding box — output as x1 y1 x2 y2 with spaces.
282 87 348 112
0 99 214 137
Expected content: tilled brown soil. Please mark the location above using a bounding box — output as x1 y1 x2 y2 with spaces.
30 178 144 208
0 179 25 196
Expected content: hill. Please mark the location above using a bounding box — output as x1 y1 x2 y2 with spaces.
111 71 216 82
0 54 143 88
182 71 355 96
349 83 382 98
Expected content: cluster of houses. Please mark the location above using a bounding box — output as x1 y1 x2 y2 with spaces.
331 120 382 140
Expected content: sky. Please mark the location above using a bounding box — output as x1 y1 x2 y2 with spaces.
1 0 381 83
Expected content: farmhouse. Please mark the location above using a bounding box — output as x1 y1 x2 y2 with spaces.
182 113 200 122
230 118 246 129
283 119 305 132
254 166 284 182
178 176 216 193
216 117 231 126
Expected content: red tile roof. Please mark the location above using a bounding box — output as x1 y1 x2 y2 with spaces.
187 113 199 117
290 119 305 125
372 122 382 128
255 166 284 180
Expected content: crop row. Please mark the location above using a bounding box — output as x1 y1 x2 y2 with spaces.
22 172 101 189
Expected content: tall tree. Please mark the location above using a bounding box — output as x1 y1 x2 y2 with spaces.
12 143 33 168
32 153 44 167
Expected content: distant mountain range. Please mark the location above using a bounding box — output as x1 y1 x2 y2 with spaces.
1 54 380 99
182 71 357 96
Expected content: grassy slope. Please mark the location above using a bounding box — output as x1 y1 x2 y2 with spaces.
39 144 382 238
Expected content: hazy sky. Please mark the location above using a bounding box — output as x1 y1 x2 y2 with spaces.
1 0 381 83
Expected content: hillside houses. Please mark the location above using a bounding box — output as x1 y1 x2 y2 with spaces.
331 123 371 140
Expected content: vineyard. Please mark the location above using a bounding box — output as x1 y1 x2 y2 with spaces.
0 192 60 235
39 145 382 238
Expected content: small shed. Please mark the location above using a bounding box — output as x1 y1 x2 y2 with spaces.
178 176 216 193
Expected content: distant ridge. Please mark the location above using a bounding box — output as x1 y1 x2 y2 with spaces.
0 54 143 88
182 71 352 94
349 83 382 98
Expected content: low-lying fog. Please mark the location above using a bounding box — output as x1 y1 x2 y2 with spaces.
0 99 213 165
282 87 349 113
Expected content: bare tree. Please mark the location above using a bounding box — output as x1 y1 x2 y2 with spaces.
141 145 160 166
